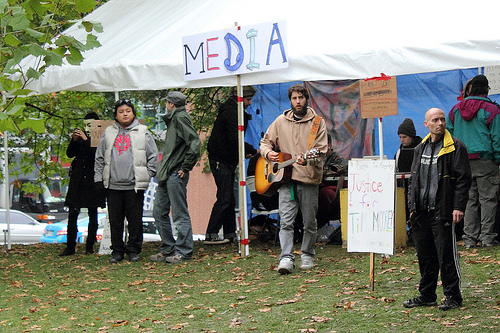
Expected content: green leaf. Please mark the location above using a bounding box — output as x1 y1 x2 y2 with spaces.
26 67 41 80
66 45 84 65
43 52 63 67
75 0 97 13
0 0 8 11
11 89 32 96
81 21 93 32
27 43 47 57
19 118 45 134
4 33 20 47
84 34 101 50
26 28 45 39
0 118 17 132
6 104 25 115
55 35 75 47
9 10 30 31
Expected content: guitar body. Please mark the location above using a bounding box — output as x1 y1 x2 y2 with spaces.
254 152 292 197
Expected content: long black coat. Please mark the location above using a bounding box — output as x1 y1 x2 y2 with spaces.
64 137 106 208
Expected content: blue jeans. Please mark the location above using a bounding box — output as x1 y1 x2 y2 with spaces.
153 170 193 258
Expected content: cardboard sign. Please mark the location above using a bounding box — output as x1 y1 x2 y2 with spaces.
359 77 398 118
347 158 395 255
183 21 288 81
90 120 115 147
90 119 146 147
484 66 500 95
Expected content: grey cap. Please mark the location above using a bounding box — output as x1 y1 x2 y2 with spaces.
164 91 187 107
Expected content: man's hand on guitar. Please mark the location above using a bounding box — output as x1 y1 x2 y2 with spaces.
267 151 280 162
297 154 307 166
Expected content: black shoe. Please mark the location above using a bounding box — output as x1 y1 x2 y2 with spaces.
85 248 94 255
203 236 230 245
109 254 124 263
59 247 75 257
403 296 437 308
128 253 141 262
439 297 462 311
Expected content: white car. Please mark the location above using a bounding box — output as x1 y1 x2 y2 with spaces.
0 209 46 244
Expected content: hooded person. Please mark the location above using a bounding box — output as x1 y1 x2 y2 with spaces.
394 118 422 172
447 74 500 248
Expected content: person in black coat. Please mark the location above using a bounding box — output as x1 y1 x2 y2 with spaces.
204 86 258 244
60 112 106 256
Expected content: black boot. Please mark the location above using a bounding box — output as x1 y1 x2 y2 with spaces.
59 247 75 257
85 245 94 255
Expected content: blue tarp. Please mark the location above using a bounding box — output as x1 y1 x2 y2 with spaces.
245 68 500 159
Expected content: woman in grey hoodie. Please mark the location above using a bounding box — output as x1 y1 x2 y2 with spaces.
95 99 159 263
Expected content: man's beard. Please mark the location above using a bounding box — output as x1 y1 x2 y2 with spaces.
292 100 308 117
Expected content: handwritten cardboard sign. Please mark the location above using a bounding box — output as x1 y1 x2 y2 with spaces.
347 158 395 255
90 119 146 147
183 21 288 81
359 76 398 118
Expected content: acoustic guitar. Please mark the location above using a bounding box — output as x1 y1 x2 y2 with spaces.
254 149 320 197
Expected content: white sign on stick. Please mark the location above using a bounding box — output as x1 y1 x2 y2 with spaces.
183 21 288 81
347 159 395 255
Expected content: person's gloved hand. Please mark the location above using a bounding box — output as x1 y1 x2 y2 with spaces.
94 181 104 191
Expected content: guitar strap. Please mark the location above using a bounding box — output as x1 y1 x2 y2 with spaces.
307 115 322 150
290 115 323 200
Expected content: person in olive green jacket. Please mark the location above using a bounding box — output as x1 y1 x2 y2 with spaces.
151 91 201 264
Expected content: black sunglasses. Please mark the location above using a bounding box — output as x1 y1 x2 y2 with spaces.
115 99 133 107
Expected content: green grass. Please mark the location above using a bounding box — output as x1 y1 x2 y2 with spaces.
0 240 499 332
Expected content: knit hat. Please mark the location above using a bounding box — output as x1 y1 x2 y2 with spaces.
165 91 187 107
397 118 416 137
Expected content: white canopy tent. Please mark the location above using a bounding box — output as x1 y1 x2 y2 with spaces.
16 0 500 254
22 0 500 94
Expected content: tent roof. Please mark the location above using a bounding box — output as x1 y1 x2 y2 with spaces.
23 0 500 93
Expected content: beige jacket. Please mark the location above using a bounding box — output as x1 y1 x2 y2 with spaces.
260 107 328 185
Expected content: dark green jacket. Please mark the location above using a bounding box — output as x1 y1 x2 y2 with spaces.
156 106 201 184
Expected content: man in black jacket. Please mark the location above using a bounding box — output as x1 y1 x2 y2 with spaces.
204 86 258 244
403 108 471 311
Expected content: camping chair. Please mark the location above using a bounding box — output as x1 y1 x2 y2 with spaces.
246 176 280 246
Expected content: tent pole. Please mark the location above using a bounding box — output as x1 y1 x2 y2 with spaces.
3 130 10 250
378 117 384 158
236 75 249 256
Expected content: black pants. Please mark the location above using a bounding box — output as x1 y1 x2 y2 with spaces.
106 189 145 256
205 159 236 239
411 210 462 302
67 207 98 251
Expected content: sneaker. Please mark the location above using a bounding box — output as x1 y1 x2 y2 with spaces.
439 297 462 311
300 254 314 270
128 253 141 262
165 253 190 264
150 252 170 262
481 239 500 248
277 257 294 275
109 254 124 264
464 244 476 249
403 296 437 308
59 247 75 257
203 236 230 245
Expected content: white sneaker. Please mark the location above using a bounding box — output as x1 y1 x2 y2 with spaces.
300 254 314 269
277 257 294 275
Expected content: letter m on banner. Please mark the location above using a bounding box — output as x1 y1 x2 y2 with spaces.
182 21 288 81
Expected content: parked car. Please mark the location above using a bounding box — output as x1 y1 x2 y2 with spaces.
41 213 161 244
0 209 46 244
41 213 107 244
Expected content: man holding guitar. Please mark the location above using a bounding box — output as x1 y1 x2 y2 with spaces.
260 84 328 274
